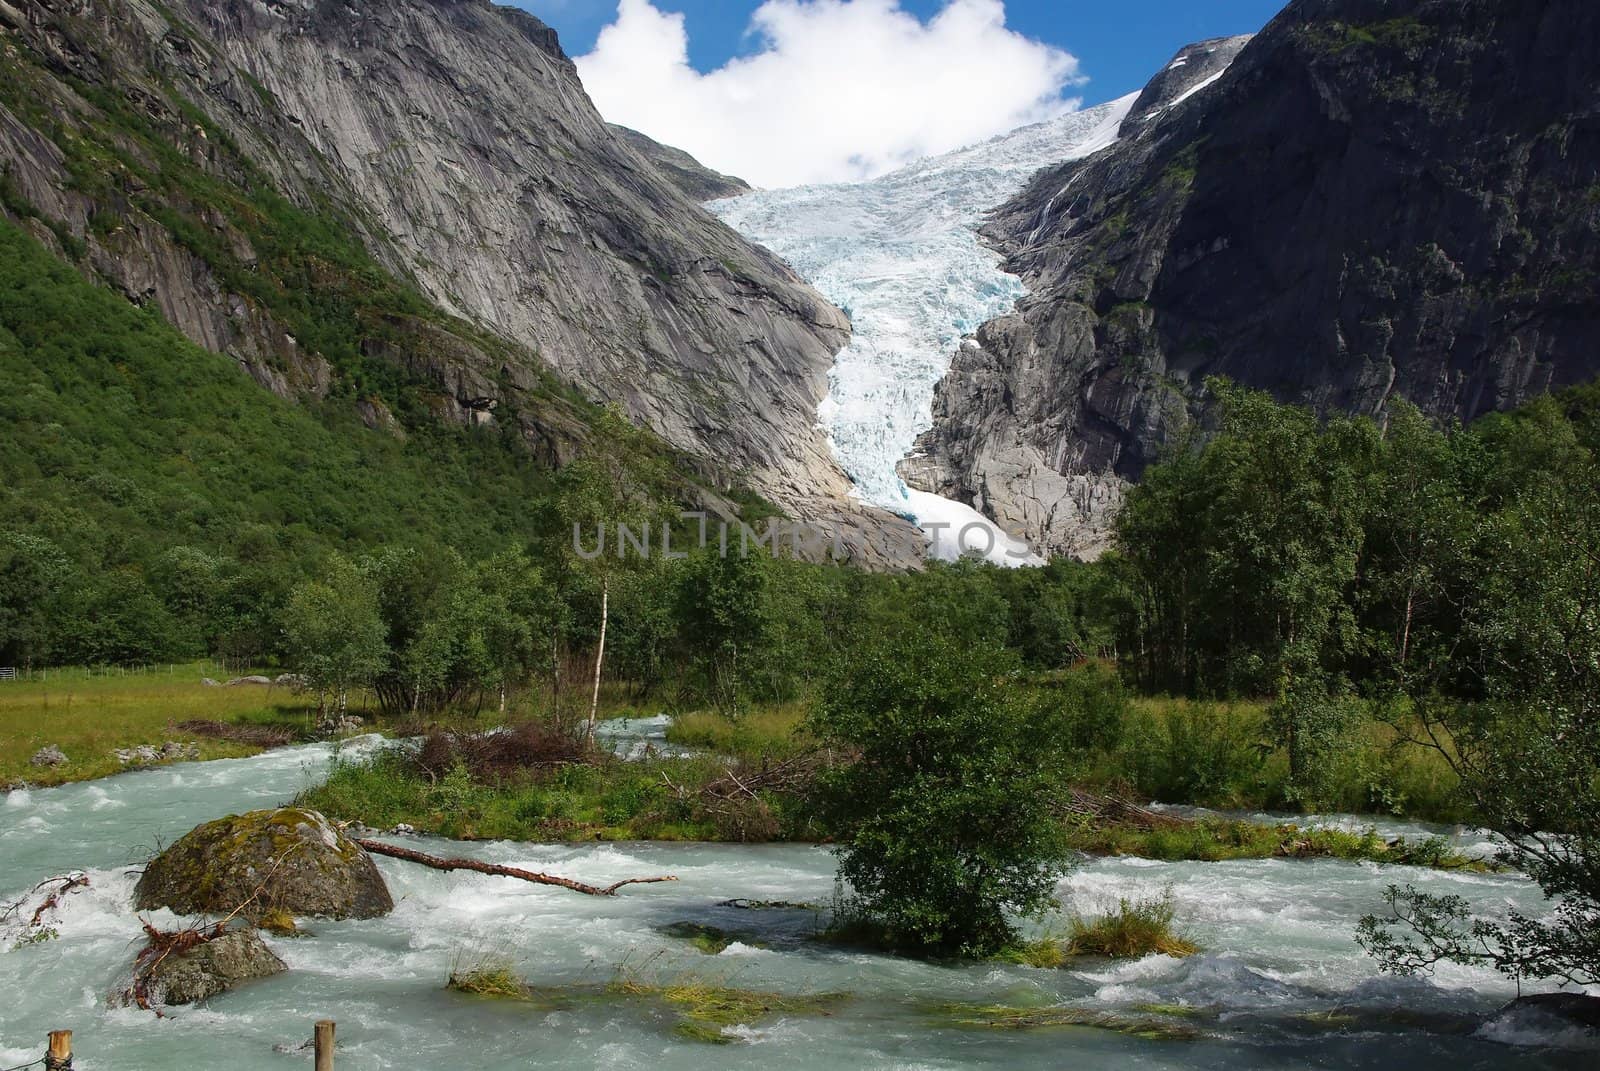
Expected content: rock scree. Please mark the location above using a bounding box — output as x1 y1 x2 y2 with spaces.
134 807 393 920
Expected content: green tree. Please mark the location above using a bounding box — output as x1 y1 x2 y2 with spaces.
808 632 1075 957
1360 446 1600 986
282 556 388 726
473 548 555 714
554 407 667 743
0 531 68 666
675 546 770 715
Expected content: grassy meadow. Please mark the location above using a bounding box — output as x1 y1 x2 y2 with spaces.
0 664 319 786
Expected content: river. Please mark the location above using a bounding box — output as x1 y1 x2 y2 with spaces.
0 735 1592 1069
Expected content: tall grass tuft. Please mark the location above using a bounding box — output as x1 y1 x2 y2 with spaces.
1064 893 1199 959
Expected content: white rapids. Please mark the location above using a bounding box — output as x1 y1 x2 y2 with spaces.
713 96 1135 565
1 735 1594 1069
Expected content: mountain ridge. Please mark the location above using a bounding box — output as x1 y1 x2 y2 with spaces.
0 0 923 564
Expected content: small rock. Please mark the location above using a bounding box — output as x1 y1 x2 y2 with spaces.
389 823 417 836
29 745 67 767
201 677 221 687
138 929 286 1006
1491 992 1600 1030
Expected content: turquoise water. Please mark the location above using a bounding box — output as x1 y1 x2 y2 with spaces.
0 739 1592 1069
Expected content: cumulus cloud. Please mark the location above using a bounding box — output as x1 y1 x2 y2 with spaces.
575 0 1083 189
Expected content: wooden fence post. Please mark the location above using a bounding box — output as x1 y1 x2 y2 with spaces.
314 1020 335 1071
43 1030 71 1069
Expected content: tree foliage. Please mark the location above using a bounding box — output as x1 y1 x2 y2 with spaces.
808 631 1076 956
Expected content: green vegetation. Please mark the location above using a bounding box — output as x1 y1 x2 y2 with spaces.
808 631 1077 957
447 958 532 999
1066 818 1485 869
1061 895 1198 959
0 665 314 786
444 959 843 1044
1115 379 1600 985
932 1002 1198 1041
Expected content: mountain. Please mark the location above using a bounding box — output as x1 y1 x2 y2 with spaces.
912 0 1600 558
610 125 751 202
0 0 920 564
714 99 1136 564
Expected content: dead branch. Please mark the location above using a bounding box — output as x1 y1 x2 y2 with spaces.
354 838 677 896
1 873 90 940
1059 789 1190 830
30 874 89 927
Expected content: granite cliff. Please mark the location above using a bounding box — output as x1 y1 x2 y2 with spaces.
0 0 921 563
913 0 1600 558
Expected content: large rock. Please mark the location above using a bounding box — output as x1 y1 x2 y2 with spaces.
142 929 286 1006
134 808 393 920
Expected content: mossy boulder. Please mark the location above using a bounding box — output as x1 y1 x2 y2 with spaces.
142 929 286 1006
134 808 393 919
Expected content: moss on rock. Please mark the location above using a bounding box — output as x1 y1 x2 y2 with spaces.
134 807 393 920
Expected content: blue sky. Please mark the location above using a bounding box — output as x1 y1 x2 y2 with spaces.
514 0 1286 105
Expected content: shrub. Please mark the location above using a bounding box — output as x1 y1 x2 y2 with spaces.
809 632 1076 957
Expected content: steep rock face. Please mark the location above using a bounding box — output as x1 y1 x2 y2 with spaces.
0 0 920 564
917 0 1600 558
610 125 752 202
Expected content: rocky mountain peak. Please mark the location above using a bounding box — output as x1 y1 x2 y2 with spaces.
1121 35 1253 129
912 0 1600 559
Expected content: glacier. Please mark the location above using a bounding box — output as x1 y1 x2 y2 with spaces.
713 94 1137 565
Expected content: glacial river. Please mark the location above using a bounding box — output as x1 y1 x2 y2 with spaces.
0 736 1592 1069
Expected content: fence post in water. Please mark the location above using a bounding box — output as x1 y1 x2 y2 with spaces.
314 1020 335 1071
44 1030 71 1069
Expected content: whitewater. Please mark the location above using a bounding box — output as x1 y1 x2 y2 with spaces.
713 96 1136 564
1 737 1592 1069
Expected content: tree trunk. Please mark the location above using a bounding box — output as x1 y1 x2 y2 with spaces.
499 682 507 715
587 576 609 746
550 628 561 715
354 837 675 896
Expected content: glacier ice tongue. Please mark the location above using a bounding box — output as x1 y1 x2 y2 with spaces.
713 93 1137 565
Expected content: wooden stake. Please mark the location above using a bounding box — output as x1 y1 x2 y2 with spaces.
44 1030 71 1069
314 1020 335 1071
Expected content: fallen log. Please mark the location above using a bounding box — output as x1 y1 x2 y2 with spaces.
354 838 677 896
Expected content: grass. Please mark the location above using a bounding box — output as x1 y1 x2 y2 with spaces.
1061 894 1199 959
933 1002 1198 1041
1066 817 1492 870
657 921 766 955
609 973 845 1044
663 703 809 761
297 735 803 842
444 957 843 1044
299 699 818 842
447 957 532 999
996 895 1198 967
1088 693 1468 823
0 664 317 786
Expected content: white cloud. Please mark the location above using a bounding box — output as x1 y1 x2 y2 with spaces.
575 0 1083 189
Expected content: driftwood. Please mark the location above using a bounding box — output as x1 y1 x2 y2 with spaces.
354 838 677 896
1060 789 1190 831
